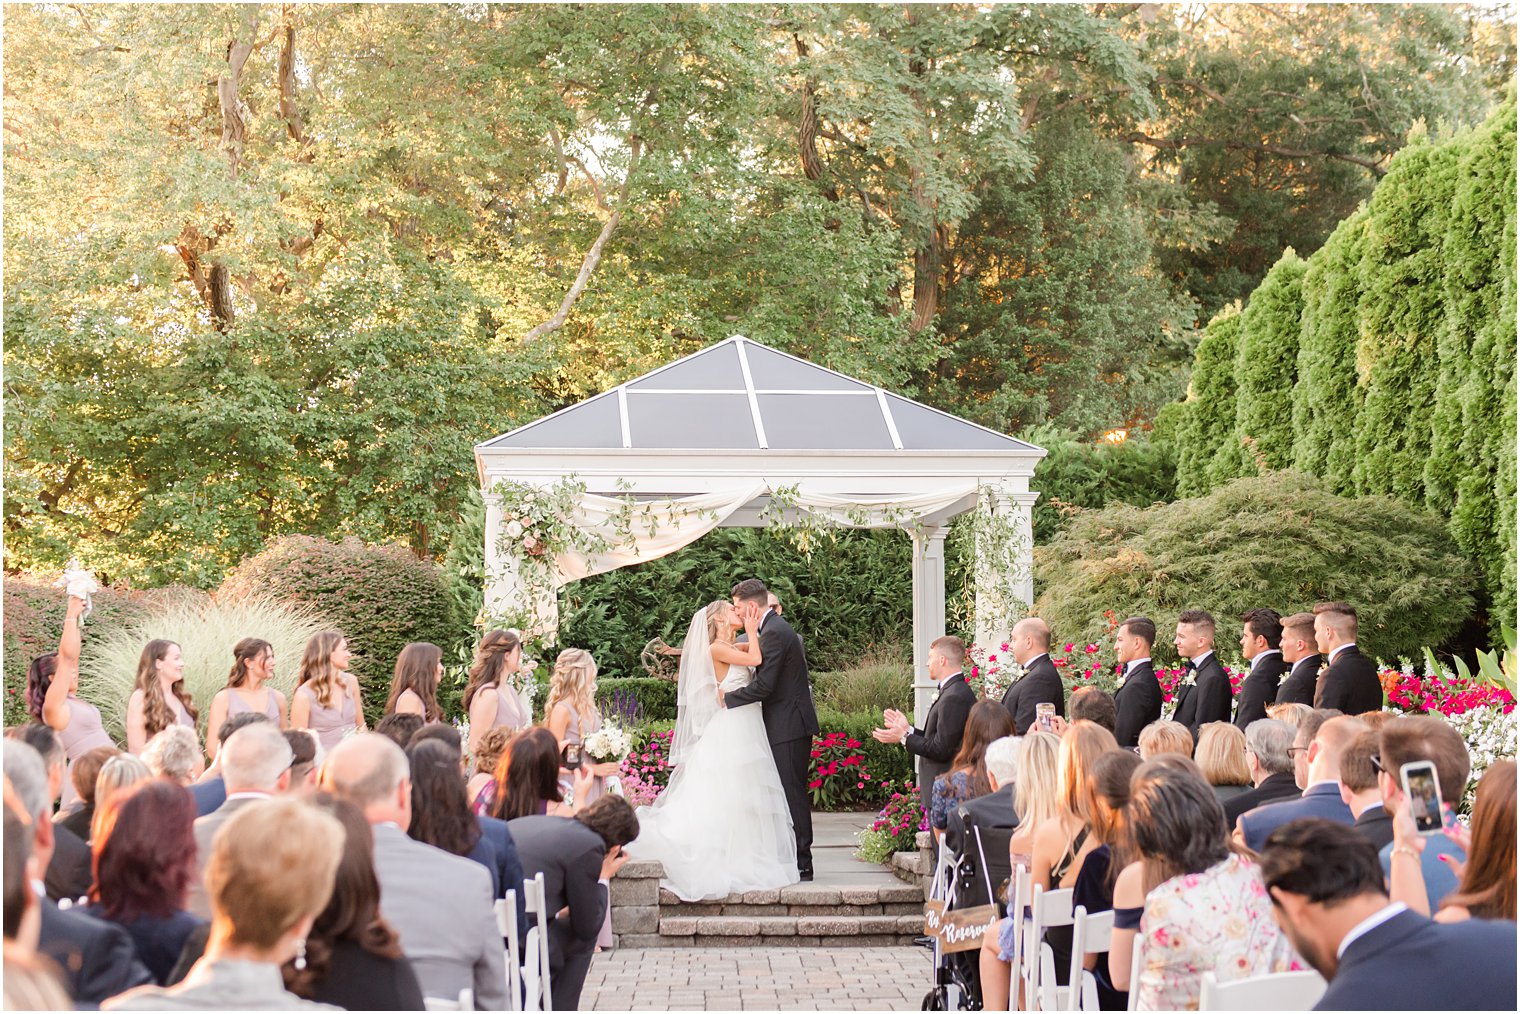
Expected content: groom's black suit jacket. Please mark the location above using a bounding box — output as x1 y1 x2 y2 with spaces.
723 612 820 744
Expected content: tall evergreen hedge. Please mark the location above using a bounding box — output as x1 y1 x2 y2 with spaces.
1167 96 1517 634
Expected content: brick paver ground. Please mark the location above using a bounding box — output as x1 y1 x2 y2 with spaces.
581 945 930 1011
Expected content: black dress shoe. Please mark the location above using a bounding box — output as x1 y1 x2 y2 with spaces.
799 868 814 882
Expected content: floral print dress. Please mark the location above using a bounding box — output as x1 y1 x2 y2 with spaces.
1133 853 1302 1011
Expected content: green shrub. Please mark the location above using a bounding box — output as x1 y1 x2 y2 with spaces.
1033 471 1475 663
596 677 679 723
3 576 209 728
77 597 333 741
813 652 913 716
218 536 462 725
1016 427 1177 543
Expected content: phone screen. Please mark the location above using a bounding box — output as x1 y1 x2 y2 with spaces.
1402 762 1443 835
563 743 583 771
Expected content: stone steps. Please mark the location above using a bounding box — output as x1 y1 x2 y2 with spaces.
611 862 929 948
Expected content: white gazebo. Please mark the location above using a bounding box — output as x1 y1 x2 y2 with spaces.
473 336 1046 725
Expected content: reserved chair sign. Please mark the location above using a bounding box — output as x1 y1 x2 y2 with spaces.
924 900 1000 954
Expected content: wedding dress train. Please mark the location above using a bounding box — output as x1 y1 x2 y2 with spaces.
627 662 799 901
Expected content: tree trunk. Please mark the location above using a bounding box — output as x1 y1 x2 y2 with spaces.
277 12 307 148
909 222 946 335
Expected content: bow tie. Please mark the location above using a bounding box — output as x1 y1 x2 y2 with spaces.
1184 659 1197 671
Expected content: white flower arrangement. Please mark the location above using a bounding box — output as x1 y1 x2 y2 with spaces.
583 719 633 764
1445 705 1519 811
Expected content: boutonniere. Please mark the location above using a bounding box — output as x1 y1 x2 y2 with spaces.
932 689 941 704
1317 662 1329 677
1115 673 1127 689
1181 671 1198 688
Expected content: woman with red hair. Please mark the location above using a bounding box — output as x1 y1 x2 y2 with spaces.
84 780 205 983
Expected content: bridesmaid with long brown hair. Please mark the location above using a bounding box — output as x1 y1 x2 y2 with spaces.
205 638 288 760
291 632 366 752
384 643 442 722
462 630 531 759
125 640 199 756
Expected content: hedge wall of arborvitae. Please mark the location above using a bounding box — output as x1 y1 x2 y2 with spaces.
1170 97 1518 630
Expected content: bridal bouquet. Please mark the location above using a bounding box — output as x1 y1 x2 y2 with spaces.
584 720 633 764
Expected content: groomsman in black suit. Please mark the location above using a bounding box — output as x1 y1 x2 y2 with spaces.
999 617 1065 735
1233 608 1287 730
1112 616 1163 749
1313 601 1383 714
1170 610 1231 738
1275 611 1321 706
873 635 976 792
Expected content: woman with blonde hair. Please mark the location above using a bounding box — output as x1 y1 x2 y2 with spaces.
981 729 1063 1011
205 639 286 761
1195 722 1253 805
291 632 365 752
125 640 199 756
104 798 345 1011
1264 701 1312 732
468 726 516 816
545 648 618 806
92 754 152 844
384 643 442 722
1137 719 1192 760
463 630 530 758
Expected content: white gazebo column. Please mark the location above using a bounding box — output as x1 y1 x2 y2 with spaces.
482 491 508 620
1011 491 1039 608
911 524 949 733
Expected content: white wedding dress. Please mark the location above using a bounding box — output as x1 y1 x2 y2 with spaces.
627 659 799 900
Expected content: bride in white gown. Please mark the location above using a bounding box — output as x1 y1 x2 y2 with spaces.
626 599 799 900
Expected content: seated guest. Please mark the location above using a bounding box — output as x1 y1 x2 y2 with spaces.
1000 618 1065 735
1137 720 1192 761
1233 608 1285 730
1222 719 1300 827
1259 818 1516 1011
141 726 204 787
373 712 424 752
56 745 117 843
85 780 205 983
468 726 514 815
1339 730 1393 850
4 788 76 1012
12 726 92 903
1069 687 1117 735
944 735 1020 859
930 701 1016 837
282 793 425 1010
5 741 154 1004
491 727 568 820
1006 731 1060 872
1356 709 1392 733
90 754 151 842
1390 759 1515 923
321 733 505 1009
1112 616 1163 749
188 723 293 919
283 729 321 795
1238 714 1363 852
190 712 272 816
409 721 463 755
1195 722 1253 806
1374 716 1471 913
1110 760 1300 1010
406 739 491 892
509 795 640 1011
104 798 346 1011
1264 701 1312 733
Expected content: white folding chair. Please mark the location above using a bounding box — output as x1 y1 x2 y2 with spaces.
521 873 554 1013
1023 885 1074 1011
1065 906 1114 1012
423 988 475 1011
1199 970 1328 1011
495 890 522 1012
1125 933 1144 1012
1005 864 1032 1012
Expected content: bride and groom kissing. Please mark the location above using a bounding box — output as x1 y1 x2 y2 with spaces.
625 578 820 900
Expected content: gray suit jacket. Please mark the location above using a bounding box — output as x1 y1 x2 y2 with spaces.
371 823 506 1010
189 795 272 919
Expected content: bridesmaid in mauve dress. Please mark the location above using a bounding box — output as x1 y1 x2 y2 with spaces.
205 638 288 759
291 631 366 752
464 630 531 756
125 640 201 757
29 584 115 809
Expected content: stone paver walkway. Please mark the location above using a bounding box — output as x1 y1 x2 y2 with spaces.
581 945 928 1010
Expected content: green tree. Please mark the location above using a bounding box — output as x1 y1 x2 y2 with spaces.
1231 249 1307 472
1291 208 1370 485
1171 305 1243 497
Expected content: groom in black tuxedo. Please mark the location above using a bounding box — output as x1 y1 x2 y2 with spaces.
720 578 821 880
